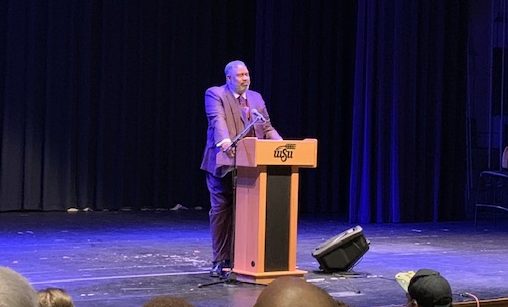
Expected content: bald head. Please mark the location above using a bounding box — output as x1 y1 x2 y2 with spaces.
254 277 343 307
0 267 38 307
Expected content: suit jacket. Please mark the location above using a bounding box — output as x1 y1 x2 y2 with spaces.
200 85 282 177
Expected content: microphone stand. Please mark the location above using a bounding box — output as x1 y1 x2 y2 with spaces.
199 115 265 288
225 114 265 152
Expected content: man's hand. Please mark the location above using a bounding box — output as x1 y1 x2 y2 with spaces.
221 141 235 158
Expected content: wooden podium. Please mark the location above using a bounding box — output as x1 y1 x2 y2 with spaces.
217 137 318 284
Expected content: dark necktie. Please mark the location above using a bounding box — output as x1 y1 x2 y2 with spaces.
238 96 250 122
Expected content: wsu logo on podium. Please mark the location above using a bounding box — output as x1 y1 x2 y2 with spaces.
274 144 296 162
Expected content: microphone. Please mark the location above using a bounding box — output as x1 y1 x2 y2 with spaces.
251 108 267 123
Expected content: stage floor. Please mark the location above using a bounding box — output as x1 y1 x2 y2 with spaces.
1 210 507 306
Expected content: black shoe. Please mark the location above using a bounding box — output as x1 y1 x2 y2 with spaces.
209 260 231 278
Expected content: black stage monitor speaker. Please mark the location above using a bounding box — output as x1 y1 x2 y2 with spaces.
312 225 370 272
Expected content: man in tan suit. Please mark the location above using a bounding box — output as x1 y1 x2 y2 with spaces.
200 60 281 277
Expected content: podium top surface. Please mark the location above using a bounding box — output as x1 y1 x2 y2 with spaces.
217 137 318 168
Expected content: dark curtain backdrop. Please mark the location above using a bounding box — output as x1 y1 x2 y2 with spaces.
0 0 468 223
350 0 468 222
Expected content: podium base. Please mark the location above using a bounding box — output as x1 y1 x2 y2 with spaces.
232 268 307 285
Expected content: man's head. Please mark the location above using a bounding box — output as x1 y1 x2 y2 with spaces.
407 269 452 307
0 266 38 307
225 60 250 95
254 277 344 307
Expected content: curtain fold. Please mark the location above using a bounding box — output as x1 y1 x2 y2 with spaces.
350 0 468 222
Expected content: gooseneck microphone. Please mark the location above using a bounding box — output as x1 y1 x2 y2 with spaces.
250 108 267 123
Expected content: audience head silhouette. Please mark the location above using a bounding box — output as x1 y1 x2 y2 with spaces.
143 295 194 307
254 276 346 307
407 269 452 307
0 266 38 307
38 288 74 307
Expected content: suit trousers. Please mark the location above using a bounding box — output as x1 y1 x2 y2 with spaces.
206 171 233 263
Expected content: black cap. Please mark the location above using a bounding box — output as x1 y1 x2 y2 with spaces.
408 269 452 307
